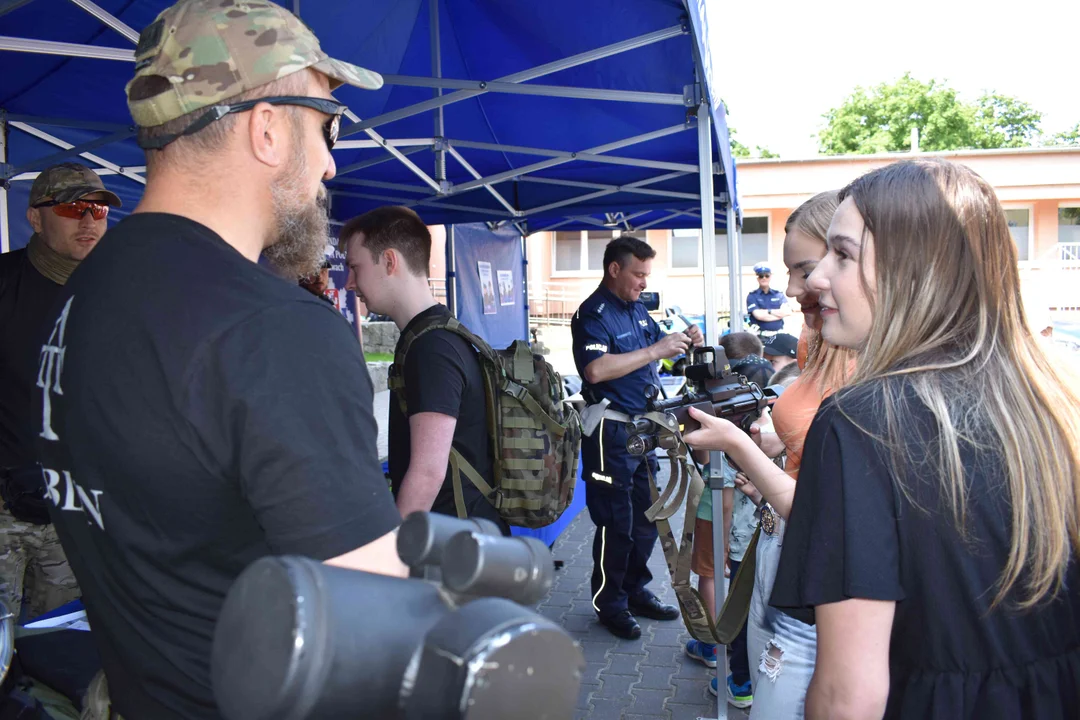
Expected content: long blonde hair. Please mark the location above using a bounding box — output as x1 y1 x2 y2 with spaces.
841 158 1080 607
783 191 857 391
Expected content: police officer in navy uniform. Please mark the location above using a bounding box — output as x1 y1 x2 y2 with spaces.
745 262 790 336
572 236 704 639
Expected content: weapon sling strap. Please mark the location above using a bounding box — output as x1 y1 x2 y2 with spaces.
642 442 758 646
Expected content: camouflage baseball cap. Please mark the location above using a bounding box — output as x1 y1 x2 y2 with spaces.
126 0 383 128
29 163 122 208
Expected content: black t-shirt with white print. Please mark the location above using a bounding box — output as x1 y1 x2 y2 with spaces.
36 213 399 720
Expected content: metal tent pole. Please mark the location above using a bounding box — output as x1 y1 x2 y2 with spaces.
697 103 718 345
521 230 530 342
0 112 9 254
696 100 727 720
430 0 446 188
709 452 729 720
726 206 743 331
445 225 457 316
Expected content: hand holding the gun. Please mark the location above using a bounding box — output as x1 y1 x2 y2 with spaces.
683 407 797 519
684 323 705 348
652 331 692 360
682 406 755 457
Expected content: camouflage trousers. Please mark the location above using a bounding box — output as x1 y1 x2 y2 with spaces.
0 511 79 622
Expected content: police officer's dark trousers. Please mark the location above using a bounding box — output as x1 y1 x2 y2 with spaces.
582 418 660 620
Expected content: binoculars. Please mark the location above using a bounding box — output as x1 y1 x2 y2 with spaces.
211 513 584 720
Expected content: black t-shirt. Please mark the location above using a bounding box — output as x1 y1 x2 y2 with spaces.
0 248 63 469
771 379 1080 720
387 304 504 529
35 213 400 720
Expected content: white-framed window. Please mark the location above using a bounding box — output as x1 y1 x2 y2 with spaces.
553 231 582 272
737 216 771 268
553 230 647 275
670 228 700 269
667 215 770 270
1003 206 1033 262
1060 205 1080 245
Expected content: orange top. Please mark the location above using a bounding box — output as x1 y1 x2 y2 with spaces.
771 373 832 480
772 325 849 480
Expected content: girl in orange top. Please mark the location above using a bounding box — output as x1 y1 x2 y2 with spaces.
685 191 855 719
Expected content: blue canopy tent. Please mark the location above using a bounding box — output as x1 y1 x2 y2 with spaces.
0 1 743 550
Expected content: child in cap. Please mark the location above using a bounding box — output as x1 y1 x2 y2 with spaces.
762 332 799 373
685 332 773 706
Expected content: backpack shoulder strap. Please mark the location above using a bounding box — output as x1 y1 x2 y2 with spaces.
388 312 459 412
433 316 499 364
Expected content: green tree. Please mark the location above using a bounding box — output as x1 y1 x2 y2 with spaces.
729 131 752 158
728 127 777 159
973 93 1043 148
1047 122 1080 146
818 73 1043 154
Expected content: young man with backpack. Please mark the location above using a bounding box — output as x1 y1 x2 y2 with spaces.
342 206 510 532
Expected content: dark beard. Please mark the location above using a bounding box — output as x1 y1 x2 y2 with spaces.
264 175 330 281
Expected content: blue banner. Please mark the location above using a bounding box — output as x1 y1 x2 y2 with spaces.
324 245 360 337
450 223 527 349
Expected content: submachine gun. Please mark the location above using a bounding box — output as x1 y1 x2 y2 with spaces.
622 346 782 648
625 346 781 457
210 513 584 720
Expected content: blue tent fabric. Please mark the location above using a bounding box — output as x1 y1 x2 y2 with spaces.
1 0 737 244
1 0 739 543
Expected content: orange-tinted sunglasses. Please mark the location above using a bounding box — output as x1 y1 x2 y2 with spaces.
35 200 110 221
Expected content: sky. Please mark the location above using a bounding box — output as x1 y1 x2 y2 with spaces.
707 0 1080 158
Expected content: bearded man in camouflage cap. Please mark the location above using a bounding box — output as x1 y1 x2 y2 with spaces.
0 163 120 624
36 3 405 718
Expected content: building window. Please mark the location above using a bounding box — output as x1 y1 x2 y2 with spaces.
1005 208 1031 262
668 216 770 270
554 230 649 273
586 231 611 271
1061 207 1080 245
671 228 699 268
728 216 770 268
553 231 581 272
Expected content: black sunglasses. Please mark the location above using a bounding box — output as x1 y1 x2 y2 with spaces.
139 95 346 151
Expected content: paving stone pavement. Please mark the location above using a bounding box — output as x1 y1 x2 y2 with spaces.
534 460 752 720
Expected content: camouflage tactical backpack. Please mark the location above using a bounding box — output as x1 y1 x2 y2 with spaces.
388 315 582 528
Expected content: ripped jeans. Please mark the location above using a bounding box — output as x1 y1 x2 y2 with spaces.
746 516 817 720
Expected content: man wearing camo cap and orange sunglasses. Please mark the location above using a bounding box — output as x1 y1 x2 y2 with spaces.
35 2 405 718
0 162 119 628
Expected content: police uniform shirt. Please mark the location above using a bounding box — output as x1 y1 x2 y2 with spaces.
571 285 662 415
746 288 788 332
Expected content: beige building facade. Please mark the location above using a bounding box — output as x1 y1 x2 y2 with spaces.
405 147 1080 322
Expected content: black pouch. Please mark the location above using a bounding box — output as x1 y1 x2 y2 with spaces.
0 468 51 526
